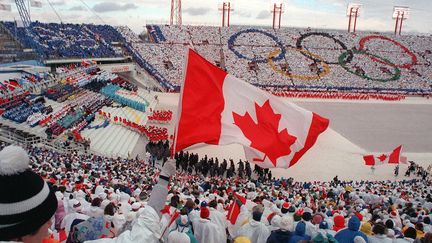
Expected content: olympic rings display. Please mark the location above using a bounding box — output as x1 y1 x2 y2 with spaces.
296 32 353 65
227 29 419 82
228 29 285 63
338 50 401 82
268 47 331 81
358 35 417 69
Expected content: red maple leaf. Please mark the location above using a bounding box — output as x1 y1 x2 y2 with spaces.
232 100 297 166
378 154 387 162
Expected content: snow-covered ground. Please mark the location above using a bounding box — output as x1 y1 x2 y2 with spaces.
156 92 432 181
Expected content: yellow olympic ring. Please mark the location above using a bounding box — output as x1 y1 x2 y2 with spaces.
267 47 331 81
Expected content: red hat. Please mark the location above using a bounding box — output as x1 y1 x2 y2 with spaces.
282 202 290 210
333 215 346 232
295 208 304 216
355 212 363 221
200 207 210 219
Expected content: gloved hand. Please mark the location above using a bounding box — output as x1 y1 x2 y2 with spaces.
160 159 176 179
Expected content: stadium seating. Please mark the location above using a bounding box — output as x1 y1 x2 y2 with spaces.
122 25 432 95
2 99 45 123
2 21 124 59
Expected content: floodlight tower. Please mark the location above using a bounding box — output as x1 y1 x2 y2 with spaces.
271 3 284 29
219 2 233 27
393 6 410 35
346 3 362 33
170 0 182 26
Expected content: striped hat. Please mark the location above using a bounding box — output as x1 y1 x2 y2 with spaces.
0 145 58 240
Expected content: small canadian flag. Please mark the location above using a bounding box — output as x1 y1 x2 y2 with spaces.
363 145 405 166
175 49 329 168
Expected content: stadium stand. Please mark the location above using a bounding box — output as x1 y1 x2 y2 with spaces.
2 21 431 95
0 61 160 158
0 23 37 63
2 21 124 59
122 25 432 95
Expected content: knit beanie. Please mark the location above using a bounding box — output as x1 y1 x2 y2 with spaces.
200 207 210 219
0 145 58 241
294 213 302 222
404 227 417 239
319 220 329 229
281 202 290 214
360 222 372 236
302 212 312 221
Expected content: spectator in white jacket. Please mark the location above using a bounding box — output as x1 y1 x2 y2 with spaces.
236 205 271 243
85 160 177 243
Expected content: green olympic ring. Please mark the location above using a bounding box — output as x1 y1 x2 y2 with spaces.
338 50 401 82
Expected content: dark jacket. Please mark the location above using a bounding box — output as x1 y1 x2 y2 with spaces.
266 229 292 243
334 216 368 243
289 221 311 243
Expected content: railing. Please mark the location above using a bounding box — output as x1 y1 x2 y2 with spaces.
0 121 87 155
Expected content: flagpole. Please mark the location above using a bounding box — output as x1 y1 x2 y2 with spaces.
171 48 191 158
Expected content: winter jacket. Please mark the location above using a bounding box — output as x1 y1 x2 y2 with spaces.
334 216 368 243
84 177 170 243
393 238 415 243
266 229 292 243
289 221 311 243
84 206 162 243
367 234 393 243
209 207 227 242
192 218 224 243
312 232 338 243
236 219 271 243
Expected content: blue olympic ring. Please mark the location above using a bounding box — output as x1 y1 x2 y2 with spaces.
228 29 286 63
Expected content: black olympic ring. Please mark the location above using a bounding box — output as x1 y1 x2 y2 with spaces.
296 32 353 65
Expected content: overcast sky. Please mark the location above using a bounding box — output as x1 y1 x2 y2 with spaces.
1 0 431 34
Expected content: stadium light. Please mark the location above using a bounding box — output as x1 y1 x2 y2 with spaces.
170 0 182 26
219 2 233 27
393 6 410 35
271 3 284 29
346 3 362 33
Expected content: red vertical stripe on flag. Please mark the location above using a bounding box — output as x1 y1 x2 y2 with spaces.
175 49 227 152
289 112 329 167
388 145 402 164
363 155 375 166
227 193 246 224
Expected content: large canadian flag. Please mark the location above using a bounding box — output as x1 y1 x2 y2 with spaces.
175 49 330 168
363 145 404 166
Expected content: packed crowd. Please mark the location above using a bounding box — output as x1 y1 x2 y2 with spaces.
147 109 173 123
0 63 154 151
44 89 108 137
1 142 431 243
270 90 406 101
129 25 432 95
0 72 49 96
3 21 431 94
3 21 124 59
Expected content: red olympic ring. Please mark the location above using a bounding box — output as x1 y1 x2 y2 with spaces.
358 35 417 69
